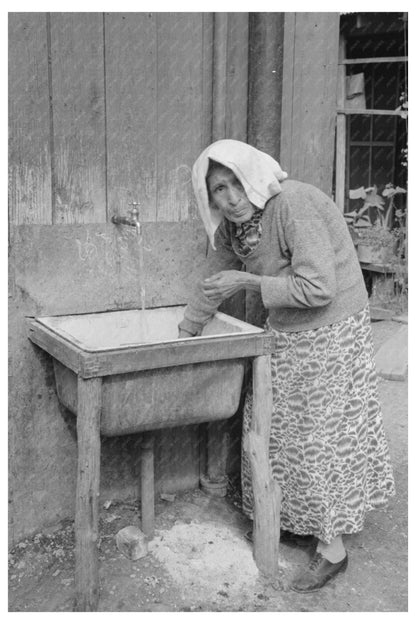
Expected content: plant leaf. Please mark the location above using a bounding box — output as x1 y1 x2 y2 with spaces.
349 187 367 200
363 186 385 209
382 185 407 198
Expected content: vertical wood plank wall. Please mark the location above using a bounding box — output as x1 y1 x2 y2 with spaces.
9 12 341 228
155 13 206 222
105 13 158 223
8 11 250 544
280 13 339 196
9 14 53 224
9 12 221 226
226 13 249 142
50 13 107 224
211 13 249 143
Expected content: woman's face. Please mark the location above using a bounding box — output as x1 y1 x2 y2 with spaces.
207 166 255 224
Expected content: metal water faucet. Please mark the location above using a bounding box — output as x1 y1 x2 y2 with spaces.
111 202 141 234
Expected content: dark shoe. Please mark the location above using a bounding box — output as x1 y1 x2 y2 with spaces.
244 529 315 548
290 552 348 593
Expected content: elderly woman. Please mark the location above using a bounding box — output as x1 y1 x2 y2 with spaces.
178 139 395 592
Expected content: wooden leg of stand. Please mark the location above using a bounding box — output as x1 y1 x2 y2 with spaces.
245 355 281 578
74 376 102 611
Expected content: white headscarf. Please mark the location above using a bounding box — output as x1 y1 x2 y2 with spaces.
192 139 288 249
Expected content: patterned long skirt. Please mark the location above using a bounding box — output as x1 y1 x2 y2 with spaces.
241 306 395 544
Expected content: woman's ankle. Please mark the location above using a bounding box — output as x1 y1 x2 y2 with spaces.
316 536 346 563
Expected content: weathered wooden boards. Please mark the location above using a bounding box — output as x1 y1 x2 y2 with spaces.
10 12 246 226
9 13 107 225
245 355 281 578
9 13 52 224
375 324 408 381
280 13 339 195
104 12 213 223
212 12 249 143
49 13 106 224
155 13 206 221
104 13 157 223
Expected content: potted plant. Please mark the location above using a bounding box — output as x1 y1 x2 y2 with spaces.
344 184 406 265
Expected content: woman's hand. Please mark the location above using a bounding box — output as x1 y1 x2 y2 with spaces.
202 270 261 300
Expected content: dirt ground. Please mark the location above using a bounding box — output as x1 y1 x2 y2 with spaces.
8 319 408 612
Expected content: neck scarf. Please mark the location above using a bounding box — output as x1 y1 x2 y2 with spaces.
234 207 263 256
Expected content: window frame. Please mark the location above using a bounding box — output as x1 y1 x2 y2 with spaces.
335 37 407 212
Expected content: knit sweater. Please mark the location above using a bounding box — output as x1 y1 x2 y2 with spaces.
179 179 369 334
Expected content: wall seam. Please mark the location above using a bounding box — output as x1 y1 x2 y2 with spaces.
102 13 109 222
46 13 56 224
155 14 159 221
289 14 296 174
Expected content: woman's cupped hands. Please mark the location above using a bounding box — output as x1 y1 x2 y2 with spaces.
202 270 248 300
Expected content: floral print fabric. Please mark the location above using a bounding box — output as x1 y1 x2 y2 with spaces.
241 306 395 543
